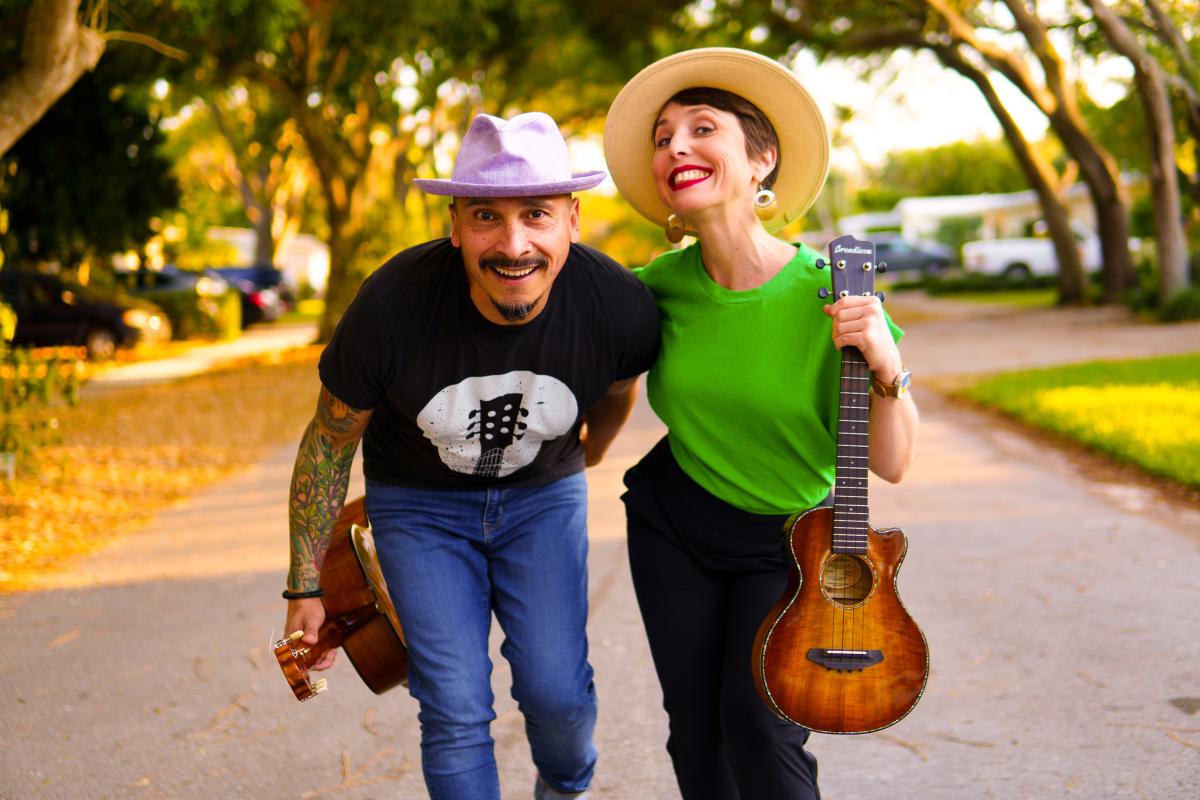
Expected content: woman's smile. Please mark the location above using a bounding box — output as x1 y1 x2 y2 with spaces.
669 165 713 190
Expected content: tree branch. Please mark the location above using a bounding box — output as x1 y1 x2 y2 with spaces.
0 0 105 157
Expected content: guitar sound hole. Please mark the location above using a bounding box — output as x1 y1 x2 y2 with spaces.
820 554 873 608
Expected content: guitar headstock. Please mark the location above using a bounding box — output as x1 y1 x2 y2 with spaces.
816 235 885 304
273 629 329 701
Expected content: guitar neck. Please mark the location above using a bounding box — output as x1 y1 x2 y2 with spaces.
833 346 870 554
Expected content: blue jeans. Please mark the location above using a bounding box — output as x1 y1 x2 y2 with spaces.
366 473 597 800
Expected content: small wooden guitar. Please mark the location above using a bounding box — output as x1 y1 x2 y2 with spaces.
274 497 409 701
751 235 929 734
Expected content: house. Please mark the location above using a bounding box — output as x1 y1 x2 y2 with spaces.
838 184 1098 243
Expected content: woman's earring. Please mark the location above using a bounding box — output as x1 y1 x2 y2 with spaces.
665 214 686 243
754 187 778 221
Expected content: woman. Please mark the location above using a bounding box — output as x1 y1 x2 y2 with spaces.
603 48 919 799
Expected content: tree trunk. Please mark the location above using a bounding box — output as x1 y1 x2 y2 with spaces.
1093 0 1191 300
994 0 1135 302
253 205 276 265
318 213 358 343
0 0 105 158
935 45 1087 304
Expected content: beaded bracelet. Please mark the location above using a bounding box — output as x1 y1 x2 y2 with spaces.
282 588 325 600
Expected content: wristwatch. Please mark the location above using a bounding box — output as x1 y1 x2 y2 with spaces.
871 368 912 398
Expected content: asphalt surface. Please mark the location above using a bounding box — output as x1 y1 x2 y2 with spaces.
2 297 1199 799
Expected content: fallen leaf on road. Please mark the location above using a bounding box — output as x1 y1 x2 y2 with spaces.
1165 731 1200 751
1073 668 1108 688
935 732 996 748
47 628 81 648
872 732 928 761
363 707 382 737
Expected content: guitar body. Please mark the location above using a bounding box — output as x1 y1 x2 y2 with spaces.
275 498 409 701
753 506 928 734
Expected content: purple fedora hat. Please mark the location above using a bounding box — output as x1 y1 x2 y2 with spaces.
414 112 606 197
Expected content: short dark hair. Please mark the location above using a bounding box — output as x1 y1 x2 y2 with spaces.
662 87 780 190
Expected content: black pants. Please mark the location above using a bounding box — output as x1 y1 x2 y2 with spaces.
622 438 821 800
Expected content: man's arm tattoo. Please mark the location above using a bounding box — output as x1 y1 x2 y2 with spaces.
287 389 369 592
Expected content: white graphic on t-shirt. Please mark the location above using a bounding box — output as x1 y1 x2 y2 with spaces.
416 371 579 477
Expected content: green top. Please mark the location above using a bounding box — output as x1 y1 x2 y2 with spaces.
634 241 903 515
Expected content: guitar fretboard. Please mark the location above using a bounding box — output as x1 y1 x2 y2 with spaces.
833 347 870 554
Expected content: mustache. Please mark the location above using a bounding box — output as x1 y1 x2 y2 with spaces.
479 255 548 271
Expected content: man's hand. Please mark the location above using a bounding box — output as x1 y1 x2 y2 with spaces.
284 597 336 671
580 376 639 467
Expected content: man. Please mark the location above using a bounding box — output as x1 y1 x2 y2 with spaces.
283 112 661 800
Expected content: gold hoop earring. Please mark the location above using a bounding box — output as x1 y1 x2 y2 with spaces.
754 187 778 222
665 214 687 243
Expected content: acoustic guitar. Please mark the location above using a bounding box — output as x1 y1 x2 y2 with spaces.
274 497 409 701
751 234 929 734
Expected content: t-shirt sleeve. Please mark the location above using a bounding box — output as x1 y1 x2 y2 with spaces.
614 280 661 380
884 307 904 344
317 282 396 410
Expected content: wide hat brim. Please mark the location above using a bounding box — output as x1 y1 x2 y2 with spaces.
413 172 607 197
603 48 830 234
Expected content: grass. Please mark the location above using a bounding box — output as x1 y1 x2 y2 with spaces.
0 347 323 591
278 298 325 325
961 352 1200 489
948 288 1058 308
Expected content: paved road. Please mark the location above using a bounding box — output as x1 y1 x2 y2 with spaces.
2 296 1198 799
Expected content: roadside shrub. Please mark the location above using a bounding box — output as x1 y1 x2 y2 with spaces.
917 272 1056 295
1160 287 1200 322
0 343 89 477
149 289 241 340
1122 249 1200 321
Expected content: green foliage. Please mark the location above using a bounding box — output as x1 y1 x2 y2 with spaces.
934 216 983 256
0 343 88 475
872 139 1028 200
144 288 242 340
1123 249 1200 321
916 272 1058 295
962 353 1200 488
1160 288 1200 322
0 301 13 342
0 66 179 270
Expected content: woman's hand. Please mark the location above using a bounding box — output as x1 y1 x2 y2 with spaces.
823 295 903 382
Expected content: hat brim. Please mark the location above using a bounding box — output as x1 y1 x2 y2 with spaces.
603 48 830 234
414 171 607 197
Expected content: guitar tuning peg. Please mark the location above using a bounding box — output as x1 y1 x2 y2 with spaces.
875 290 886 302
877 261 887 274
815 258 827 270
817 287 830 299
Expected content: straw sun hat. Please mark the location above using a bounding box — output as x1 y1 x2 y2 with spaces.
603 48 830 234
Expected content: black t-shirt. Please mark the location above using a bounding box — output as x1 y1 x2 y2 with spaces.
319 238 661 489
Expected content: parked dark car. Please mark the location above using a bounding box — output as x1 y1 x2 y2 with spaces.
873 237 955 274
0 270 170 359
212 264 293 327
120 265 240 338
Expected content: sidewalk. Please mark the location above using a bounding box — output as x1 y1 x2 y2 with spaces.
2 294 1199 799
83 322 317 392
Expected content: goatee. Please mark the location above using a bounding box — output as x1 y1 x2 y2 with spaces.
492 300 537 322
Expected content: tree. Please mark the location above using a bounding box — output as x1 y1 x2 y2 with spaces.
876 139 1028 199
0 64 180 276
1083 0 1189 302
0 0 104 157
0 0 183 158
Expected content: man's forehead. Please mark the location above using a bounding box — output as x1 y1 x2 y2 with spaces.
455 195 572 209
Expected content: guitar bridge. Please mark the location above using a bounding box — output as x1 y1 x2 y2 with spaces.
806 648 884 672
